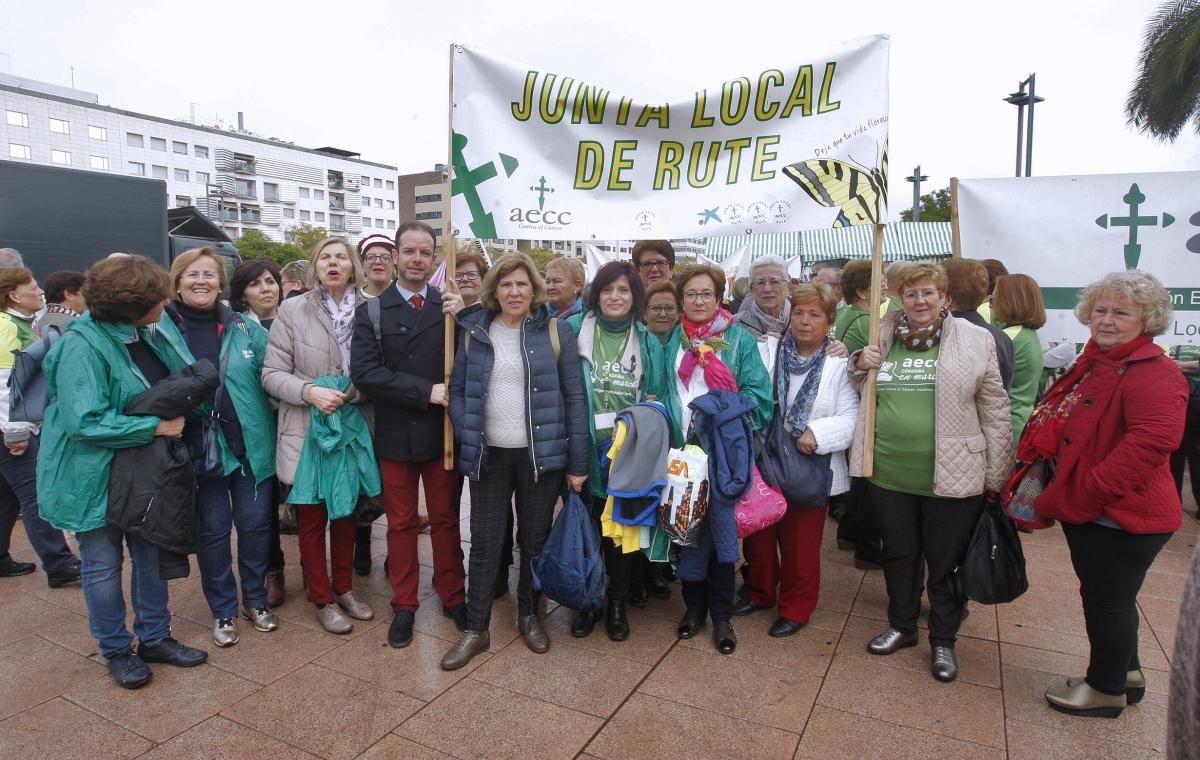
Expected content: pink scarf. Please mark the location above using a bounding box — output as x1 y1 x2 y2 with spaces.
677 308 739 392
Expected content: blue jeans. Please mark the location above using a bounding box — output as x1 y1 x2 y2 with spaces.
195 466 271 618
77 527 171 657
0 434 76 574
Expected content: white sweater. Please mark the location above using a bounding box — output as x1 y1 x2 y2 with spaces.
775 355 860 496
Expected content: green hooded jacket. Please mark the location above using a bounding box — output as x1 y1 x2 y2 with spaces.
37 313 196 533
212 313 277 484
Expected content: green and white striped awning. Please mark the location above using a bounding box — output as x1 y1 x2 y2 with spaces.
703 222 952 265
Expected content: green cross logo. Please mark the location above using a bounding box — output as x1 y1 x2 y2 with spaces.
450 132 519 239
529 176 554 211
1095 183 1175 269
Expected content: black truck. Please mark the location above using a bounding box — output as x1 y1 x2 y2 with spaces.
0 162 240 278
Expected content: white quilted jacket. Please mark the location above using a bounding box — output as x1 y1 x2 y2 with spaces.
847 313 1013 497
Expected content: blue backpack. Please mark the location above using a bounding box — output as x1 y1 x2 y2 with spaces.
532 490 606 612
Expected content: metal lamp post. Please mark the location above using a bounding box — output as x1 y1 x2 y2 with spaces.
1003 74 1045 177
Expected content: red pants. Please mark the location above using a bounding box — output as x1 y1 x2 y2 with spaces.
296 503 356 606
742 503 827 623
380 458 465 612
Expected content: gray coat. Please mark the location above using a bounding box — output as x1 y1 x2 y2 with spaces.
1170 543 1200 759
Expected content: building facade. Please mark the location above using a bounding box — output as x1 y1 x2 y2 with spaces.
1 74 397 248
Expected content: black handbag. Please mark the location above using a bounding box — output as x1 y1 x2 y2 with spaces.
189 352 228 481
953 497 1030 605
755 414 833 508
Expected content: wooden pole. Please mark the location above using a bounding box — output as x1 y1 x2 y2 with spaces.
861 222 885 478
443 44 458 471
949 177 962 259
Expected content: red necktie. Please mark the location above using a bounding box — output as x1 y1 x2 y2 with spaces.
410 294 423 311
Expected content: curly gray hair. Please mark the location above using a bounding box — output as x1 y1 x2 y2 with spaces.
1074 270 1173 335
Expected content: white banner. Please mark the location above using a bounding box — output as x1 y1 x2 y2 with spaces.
958 171 1200 345
450 37 889 240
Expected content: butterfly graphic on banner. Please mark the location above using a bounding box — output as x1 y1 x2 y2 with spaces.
783 141 888 228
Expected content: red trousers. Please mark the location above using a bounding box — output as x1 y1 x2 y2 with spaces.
380 458 465 612
742 503 827 623
296 503 356 606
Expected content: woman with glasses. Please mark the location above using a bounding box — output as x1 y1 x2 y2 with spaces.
358 235 397 300
660 264 772 655
455 250 489 310
166 247 279 647
643 280 680 344
632 240 675 287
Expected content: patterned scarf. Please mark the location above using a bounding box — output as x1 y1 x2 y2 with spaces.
742 296 790 338
43 303 80 318
894 305 950 352
776 334 828 436
318 285 358 371
677 308 738 392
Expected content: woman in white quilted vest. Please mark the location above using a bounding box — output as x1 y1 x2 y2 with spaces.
848 263 1012 684
737 282 859 638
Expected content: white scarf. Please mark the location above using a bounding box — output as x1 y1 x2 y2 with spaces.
318 285 357 371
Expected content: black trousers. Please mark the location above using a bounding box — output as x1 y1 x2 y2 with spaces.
836 477 883 564
1171 409 1200 511
586 495 633 605
681 552 736 623
869 483 983 648
465 447 561 631
1061 521 1171 695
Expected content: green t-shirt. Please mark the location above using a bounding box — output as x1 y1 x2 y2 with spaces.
871 342 940 497
1005 325 1043 446
591 325 638 441
835 305 872 354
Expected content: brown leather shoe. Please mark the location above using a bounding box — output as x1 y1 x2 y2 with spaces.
265 570 285 609
441 630 490 671
518 614 549 653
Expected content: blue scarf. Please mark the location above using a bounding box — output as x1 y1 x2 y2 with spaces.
776 334 828 436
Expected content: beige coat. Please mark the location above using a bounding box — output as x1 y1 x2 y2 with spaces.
848 312 1013 498
261 290 369 485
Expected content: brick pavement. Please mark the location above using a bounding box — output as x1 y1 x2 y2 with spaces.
0 485 1194 759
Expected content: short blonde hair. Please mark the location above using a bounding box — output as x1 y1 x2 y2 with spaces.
307 237 363 288
790 282 839 324
1074 270 1173 335
893 263 948 296
480 253 545 312
545 256 585 288
170 247 226 292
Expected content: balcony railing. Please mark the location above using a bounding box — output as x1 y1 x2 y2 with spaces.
219 209 238 221
329 198 345 210
233 159 256 174
240 210 262 224
328 172 344 189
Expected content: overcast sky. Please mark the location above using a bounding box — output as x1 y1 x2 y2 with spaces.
3 0 1197 220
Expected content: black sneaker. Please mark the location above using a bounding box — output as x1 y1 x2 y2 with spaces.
137 637 208 667
106 650 152 689
0 555 35 577
388 609 415 648
442 603 468 633
47 559 82 588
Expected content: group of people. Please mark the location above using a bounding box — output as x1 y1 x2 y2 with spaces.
1 231 1194 726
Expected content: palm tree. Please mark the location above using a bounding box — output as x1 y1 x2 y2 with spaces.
1127 0 1200 141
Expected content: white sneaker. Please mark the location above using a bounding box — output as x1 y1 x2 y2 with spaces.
213 617 239 647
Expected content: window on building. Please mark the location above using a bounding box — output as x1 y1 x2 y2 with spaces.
8 143 31 160
363 218 372 228
330 214 345 232
175 195 192 207
415 193 443 203
235 178 255 198
376 218 384 227
126 132 144 148
88 125 107 140
194 145 209 158
299 210 311 221
415 210 443 220
5 111 28 128
90 155 109 170
175 168 189 182
386 180 394 191
172 141 187 154
150 137 166 151
314 212 325 222
196 171 210 185
386 219 395 229
283 208 295 219
370 198 379 208
152 165 168 179
374 178 383 189
264 182 279 201
314 189 324 201
299 187 310 199
387 200 395 210
49 118 70 134
128 162 145 176
360 196 370 207
360 175 370 186
51 149 71 165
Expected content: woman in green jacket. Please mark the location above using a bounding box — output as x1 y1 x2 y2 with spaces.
565 261 662 641
660 265 772 655
38 255 209 689
992 274 1047 445
167 248 279 648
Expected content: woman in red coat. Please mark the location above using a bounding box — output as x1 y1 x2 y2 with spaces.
1024 271 1188 719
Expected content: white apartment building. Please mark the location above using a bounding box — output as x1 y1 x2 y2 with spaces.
0 73 397 247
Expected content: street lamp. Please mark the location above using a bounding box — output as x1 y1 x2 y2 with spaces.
1003 74 1045 177
906 165 929 222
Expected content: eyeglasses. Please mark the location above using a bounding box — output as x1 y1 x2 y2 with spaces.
647 305 678 315
183 271 219 281
683 291 717 303
750 278 786 289
454 272 480 283
638 260 671 271
363 253 392 264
